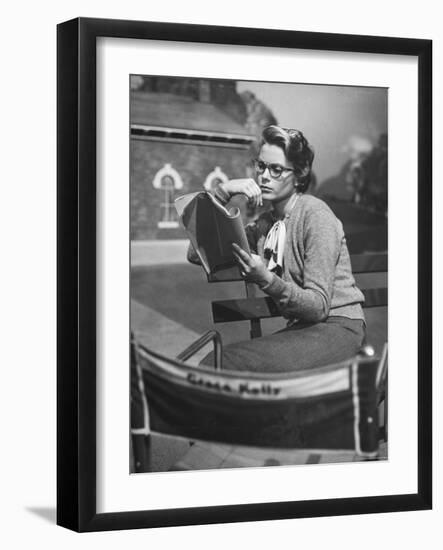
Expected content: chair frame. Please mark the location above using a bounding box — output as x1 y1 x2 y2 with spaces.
210 251 388 339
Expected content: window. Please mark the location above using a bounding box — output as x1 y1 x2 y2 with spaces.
152 164 183 228
203 166 229 191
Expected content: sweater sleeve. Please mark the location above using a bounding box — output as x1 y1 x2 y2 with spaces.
259 206 342 322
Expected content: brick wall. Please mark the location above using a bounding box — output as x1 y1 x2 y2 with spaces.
131 138 252 240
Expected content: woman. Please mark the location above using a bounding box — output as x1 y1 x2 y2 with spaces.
193 125 365 372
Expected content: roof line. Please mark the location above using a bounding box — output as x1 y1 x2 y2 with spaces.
131 124 255 143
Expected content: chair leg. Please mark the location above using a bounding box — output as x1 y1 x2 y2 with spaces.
131 434 149 473
378 400 386 441
250 318 262 339
245 282 263 339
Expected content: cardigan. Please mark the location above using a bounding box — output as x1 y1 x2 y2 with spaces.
244 194 365 324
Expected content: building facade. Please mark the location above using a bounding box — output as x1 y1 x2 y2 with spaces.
130 76 276 240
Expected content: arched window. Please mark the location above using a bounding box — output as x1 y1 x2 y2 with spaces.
203 166 229 192
152 164 183 228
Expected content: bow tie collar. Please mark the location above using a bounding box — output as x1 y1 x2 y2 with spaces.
264 193 301 274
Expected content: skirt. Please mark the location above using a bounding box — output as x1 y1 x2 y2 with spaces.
200 316 366 373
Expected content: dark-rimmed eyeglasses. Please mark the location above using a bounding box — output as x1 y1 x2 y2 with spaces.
253 159 295 179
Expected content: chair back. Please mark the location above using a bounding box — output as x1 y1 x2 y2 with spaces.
131 340 381 457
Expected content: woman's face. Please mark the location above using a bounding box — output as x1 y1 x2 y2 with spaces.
257 143 297 203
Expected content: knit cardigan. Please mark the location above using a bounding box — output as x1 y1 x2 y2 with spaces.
245 194 365 324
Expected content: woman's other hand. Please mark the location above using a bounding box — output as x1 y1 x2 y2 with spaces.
219 179 263 208
232 243 273 287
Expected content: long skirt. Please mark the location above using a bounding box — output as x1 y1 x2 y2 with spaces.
200 316 366 373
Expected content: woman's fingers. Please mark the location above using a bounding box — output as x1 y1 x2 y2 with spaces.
221 178 262 208
232 244 252 275
232 243 251 262
253 180 263 207
239 179 262 208
232 252 249 276
232 245 271 284
248 180 262 207
232 249 248 267
253 179 263 207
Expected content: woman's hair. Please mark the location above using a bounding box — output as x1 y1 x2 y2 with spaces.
261 125 315 193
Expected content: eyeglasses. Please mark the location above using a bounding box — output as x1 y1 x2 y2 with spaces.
253 159 295 179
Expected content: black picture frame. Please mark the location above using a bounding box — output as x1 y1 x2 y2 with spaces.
57 17 432 532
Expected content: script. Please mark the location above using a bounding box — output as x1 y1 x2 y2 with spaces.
175 192 250 278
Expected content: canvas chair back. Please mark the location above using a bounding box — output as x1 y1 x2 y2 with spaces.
131 339 383 457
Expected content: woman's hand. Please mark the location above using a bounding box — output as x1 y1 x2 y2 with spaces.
219 179 263 208
232 243 273 287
